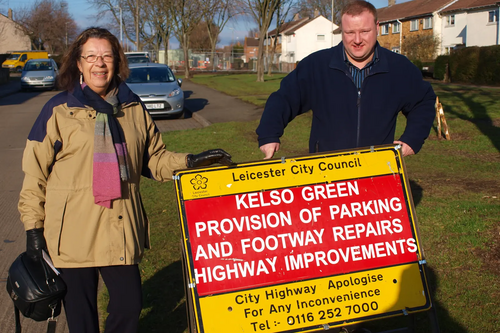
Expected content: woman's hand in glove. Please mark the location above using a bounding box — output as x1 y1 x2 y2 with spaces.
26 228 47 261
186 149 234 168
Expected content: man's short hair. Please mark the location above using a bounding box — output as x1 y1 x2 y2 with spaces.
341 0 378 24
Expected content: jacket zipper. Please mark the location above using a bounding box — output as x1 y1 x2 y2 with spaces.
357 89 361 147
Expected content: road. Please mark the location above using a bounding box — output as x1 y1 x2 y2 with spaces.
0 82 263 332
0 90 70 332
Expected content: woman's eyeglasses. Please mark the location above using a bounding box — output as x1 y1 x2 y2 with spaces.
81 54 114 63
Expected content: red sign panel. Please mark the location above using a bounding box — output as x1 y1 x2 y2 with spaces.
184 174 418 296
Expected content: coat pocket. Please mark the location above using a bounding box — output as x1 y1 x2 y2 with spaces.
44 191 69 256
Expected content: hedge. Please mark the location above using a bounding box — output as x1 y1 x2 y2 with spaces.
447 45 500 86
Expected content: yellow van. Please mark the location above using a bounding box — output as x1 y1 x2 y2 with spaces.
2 51 49 72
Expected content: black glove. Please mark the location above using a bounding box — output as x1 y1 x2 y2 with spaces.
186 149 234 168
26 228 47 261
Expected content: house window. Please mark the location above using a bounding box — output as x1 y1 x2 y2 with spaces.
423 17 432 29
410 19 419 31
287 35 291 43
278 36 282 43
317 34 325 41
446 14 455 26
392 47 400 53
392 22 400 33
488 10 497 23
381 24 389 35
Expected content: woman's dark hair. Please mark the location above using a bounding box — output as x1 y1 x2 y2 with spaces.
58 27 129 91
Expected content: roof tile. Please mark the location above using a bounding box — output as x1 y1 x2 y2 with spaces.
378 0 457 22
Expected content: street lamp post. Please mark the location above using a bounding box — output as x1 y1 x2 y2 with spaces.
229 27 234 67
331 0 335 47
114 5 123 46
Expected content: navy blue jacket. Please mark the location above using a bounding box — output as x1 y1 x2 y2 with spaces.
256 42 436 154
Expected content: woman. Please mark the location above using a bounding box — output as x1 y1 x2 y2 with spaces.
19 27 232 333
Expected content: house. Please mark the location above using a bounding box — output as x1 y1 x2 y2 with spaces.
243 36 259 63
377 0 458 57
266 13 340 67
439 0 500 53
0 9 31 54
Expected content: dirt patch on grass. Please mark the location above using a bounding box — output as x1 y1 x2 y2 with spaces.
472 225 500 277
413 172 500 195
427 132 472 141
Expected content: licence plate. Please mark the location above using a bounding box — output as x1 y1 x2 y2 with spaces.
146 103 164 109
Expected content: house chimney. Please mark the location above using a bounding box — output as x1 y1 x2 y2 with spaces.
8 8 12 20
314 9 319 17
293 13 300 21
388 0 396 6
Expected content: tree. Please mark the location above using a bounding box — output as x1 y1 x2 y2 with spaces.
240 0 282 82
190 21 214 50
402 34 440 62
16 0 77 54
89 0 147 51
203 0 235 71
296 0 349 24
247 27 260 38
142 0 173 64
169 0 207 79
267 0 294 76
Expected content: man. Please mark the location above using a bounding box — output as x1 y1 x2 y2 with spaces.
256 0 436 159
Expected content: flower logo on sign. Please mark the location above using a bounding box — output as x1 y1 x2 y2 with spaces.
190 174 208 190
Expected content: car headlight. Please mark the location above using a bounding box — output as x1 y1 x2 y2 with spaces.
44 76 54 80
21 76 30 82
168 88 180 98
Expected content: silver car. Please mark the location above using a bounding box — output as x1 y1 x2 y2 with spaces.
126 63 184 117
21 59 59 91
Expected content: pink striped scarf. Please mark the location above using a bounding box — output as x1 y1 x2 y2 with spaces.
82 83 130 208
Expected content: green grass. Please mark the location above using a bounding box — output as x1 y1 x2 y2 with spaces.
100 74 500 333
192 73 287 107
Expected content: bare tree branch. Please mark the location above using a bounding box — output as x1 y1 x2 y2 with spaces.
203 0 236 71
169 0 207 78
238 0 282 82
15 0 77 54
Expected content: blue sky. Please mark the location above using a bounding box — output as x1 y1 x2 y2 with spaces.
4 0 411 49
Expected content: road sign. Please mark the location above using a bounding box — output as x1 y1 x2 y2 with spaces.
174 145 431 333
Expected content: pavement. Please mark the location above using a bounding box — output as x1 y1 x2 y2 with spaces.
0 78 21 99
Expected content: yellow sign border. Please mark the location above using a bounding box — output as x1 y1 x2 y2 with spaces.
174 145 431 333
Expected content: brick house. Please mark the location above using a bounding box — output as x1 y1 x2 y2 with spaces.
243 36 259 63
376 0 458 56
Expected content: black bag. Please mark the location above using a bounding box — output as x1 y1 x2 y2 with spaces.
6 252 66 332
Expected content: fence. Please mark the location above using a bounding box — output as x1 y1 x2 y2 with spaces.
157 49 295 73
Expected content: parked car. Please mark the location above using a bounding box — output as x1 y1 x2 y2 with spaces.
125 51 152 64
126 56 151 64
126 63 184 117
20 58 59 91
125 51 151 58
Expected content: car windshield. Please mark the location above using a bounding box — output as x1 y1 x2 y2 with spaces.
24 61 53 71
126 67 176 83
7 54 20 60
127 56 150 64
